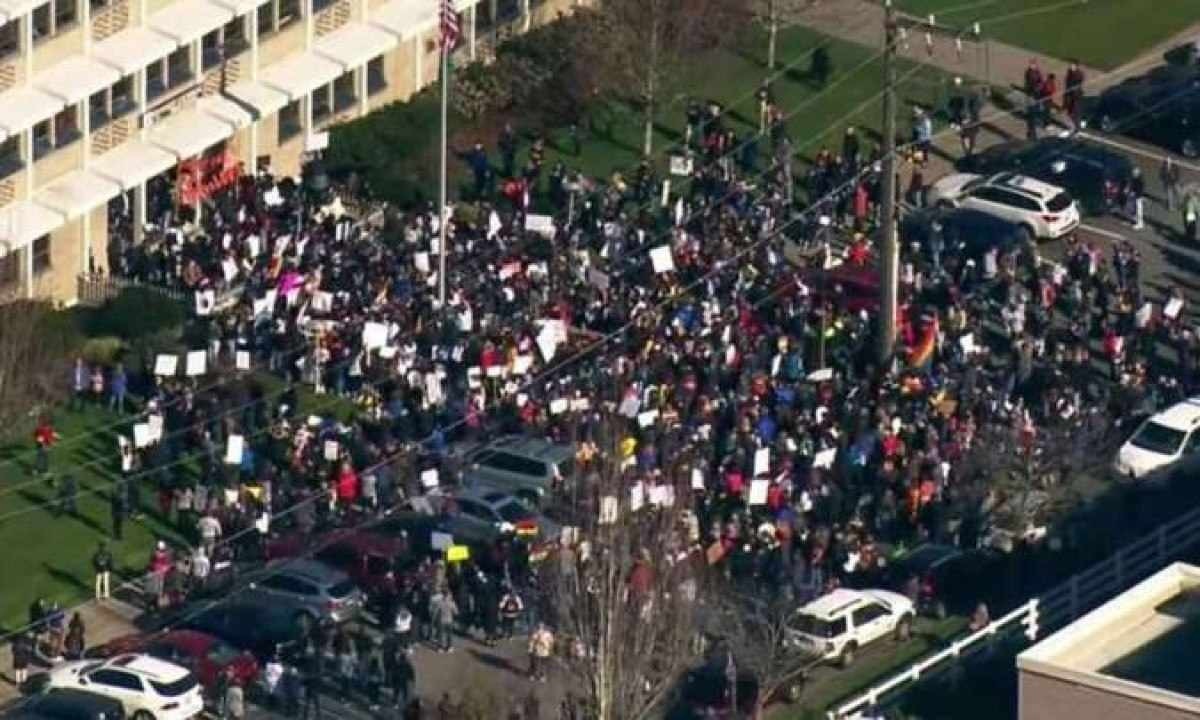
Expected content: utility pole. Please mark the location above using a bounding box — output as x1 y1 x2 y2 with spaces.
878 0 899 365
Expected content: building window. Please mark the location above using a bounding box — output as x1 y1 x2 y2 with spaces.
312 85 331 122
53 105 79 148
278 100 301 143
167 46 192 89
0 250 20 287
32 0 76 42
146 58 166 101
223 17 246 54
32 120 52 160
367 55 386 95
201 29 221 71
90 0 110 9
89 88 109 129
0 136 21 180
333 71 356 112
202 19 247 71
0 19 19 58
32 3 51 40
32 235 51 275
277 0 300 29
111 75 134 117
54 0 76 30
256 2 273 36
312 0 333 15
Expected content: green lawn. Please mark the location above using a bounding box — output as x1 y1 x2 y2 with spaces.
525 25 954 183
0 376 357 632
896 0 1200 69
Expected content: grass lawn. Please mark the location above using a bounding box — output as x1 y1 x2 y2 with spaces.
439 25 958 203
0 375 358 632
895 0 1200 70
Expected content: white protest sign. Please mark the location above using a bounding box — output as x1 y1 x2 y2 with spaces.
512 355 534 375
154 354 178 377
253 291 276 319
421 468 439 488
312 291 333 313
669 155 694 176
525 214 555 236
959 334 977 355
691 468 705 490
599 496 619 524
195 289 215 316
362 322 388 350
431 532 454 551
1165 297 1184 320
236 351 251 371
222 258 239 283
225 435 245 465
650 245 676 274
133 423 152 448
1135 303 1153 328
807 368 834 382
813 447 837 469
486 365 504 378
536 325 560 362
630 482 645 512
637 410 659 428
587 268 610 292
550 398 569 415
414 252 430 274
147 414 163 443
467 367 483 389
570 397 590 411
324 440 339 461
754 447 770 477
748 479 769 506
186 350 207 377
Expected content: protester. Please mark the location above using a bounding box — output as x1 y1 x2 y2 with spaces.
92 540 113 600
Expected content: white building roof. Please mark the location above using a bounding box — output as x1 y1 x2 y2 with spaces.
34 55 122 106
0 0 40 22
148 0 234 46
368 0 437 41
210 0 269 15
93 26 178 76
148 103 235 160
0 201 66 252
316 22 398 71
259 51 343 101
196 94 254 130
225 80 290 118
0 86 64 137
92 140 178 192
35 169 123 219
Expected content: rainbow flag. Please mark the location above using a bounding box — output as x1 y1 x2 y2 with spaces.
908 315 939 368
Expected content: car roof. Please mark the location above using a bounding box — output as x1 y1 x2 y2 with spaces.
799 588 873 618
476 436 573 462
1149 398 1200 431
107 654 189 681
989 172 1064 199
269 558 350 585
31 686 125 709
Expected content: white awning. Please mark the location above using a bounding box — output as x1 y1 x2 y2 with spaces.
0 0 40 21
148 105 236 159
197 94 254 130
148 0 233 46
225 80 290 117
368 0 436 41
0 201 66 253
34 55 122 106
0 86 64 136
36 170 123 219
316 22 398 71
93 26 177 75
259 51 343 101
210 0 268 15
91 140 177 192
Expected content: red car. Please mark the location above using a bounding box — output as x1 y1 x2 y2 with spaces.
85 629 259 690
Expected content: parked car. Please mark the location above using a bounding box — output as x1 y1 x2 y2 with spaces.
884 543 1006 619
678 661 763 719
267 529 407 606
178 602 306 660
1091 64 1200 156
925 172 1079 240
455 436 576 505
796 263 884 314
45 655 204 720
785 588 914 668
241 559 364 625
84 630 258 691
437 488 561 561
14 688 126 720
1113 397 1200 481
900 207 1026 263
956 138 1133 214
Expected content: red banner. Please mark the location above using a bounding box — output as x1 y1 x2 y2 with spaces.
178 151 242 205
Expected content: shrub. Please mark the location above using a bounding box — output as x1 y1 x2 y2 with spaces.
81 336 126 366
91 287 186 340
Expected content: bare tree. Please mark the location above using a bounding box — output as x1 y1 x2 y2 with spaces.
542 422 707 720
584 0 751 156
0 298 74 439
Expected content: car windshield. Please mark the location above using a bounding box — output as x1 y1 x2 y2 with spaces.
206 640 242 666
791 615 839 638
1130 421 1187 455
1046 192 1073 212
328 580 358 598
962 177 987 193
149 673 198 697
497 500 536 524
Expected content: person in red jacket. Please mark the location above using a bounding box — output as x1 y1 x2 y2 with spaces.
34 416 58 478
335 461 359 509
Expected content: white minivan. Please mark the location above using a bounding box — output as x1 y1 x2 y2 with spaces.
1113 398 1200 481
785 588 914 668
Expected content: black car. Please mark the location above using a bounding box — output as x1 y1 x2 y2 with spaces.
11 688 126 720
884 543 1006 619
901 207 1025 262
178 602 306 660
1092 64 1200 157
957 138 1133 215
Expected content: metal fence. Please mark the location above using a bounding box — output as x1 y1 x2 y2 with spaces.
829 501 1200 719
75 274 187 307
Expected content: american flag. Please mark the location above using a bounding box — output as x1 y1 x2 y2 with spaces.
439 0 460 50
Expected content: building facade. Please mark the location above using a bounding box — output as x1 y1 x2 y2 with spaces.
0 0 577 303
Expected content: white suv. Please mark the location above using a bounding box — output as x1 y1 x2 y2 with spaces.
786 588 914 667
926 172 1080 240
1114 398 1200 481
46 654 204 720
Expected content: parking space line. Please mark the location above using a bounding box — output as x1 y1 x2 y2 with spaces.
1079 223 1127 241
1078 132 1200 174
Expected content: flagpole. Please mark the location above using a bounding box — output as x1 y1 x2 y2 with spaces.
437 39 449 309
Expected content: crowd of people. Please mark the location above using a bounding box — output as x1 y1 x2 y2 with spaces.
19 66 1197 718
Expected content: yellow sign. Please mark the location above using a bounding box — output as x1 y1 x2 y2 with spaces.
447 545 470 563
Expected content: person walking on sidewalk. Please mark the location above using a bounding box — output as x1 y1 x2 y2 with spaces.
430 587 458 653
1185 192 1199 242
93 540 113 599
528 623 554 682
1064 60 1085 132
1161 156 1182 211
1127 167 1146 230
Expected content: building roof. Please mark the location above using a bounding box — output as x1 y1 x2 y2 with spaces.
1018 562 1200 715
91 139 179 192
92 25 178 76
315 22 398 71
35 169 123 219
0 86 64 137
34 55 122 106
259 50 343 102
225 80 290 118
0 0 40 23
148 0 235 45
147 100 238 160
